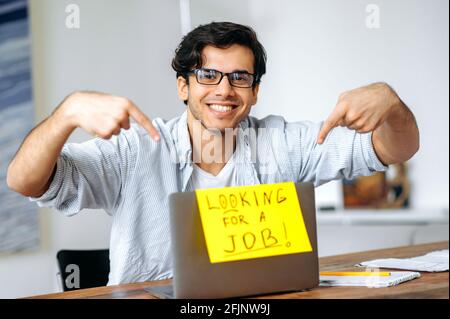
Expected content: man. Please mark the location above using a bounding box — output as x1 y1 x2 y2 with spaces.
7 22 419 285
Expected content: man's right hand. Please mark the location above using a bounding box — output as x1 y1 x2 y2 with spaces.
61 91 160 141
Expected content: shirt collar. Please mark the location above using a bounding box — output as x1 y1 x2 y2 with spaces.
175 110 252 168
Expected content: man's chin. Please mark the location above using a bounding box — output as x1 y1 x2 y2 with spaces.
203 120 239 133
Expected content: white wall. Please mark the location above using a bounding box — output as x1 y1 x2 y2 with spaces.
0 0 448 298
0 0 182 299
189 0 449 262
191 0 449 210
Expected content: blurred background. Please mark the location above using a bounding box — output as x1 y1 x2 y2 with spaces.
0 0 448 298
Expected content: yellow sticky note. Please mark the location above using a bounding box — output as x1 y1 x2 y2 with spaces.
195 182 313 263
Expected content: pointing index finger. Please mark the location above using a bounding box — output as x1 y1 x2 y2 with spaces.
127 103 160 141
317 107 345 144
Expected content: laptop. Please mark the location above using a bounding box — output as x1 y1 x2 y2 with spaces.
145 182 319 299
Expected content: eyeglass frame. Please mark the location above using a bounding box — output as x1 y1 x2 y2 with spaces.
186 68 256 88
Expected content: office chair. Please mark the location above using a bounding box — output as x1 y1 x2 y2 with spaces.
56 249 110 291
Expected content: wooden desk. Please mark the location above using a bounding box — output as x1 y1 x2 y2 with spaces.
28 241 448 299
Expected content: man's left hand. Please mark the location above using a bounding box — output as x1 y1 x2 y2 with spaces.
317 82 399 144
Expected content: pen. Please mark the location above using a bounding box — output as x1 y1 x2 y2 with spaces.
320 271 391 276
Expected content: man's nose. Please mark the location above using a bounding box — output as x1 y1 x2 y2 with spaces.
214 75 235 97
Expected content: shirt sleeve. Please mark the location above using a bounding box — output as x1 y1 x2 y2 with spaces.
29 129 137 216
284 120 388 187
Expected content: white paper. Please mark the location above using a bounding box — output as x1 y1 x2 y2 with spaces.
357 249 449 272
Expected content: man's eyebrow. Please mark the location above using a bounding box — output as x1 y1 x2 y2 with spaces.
202 67 253 74
231 69 252 73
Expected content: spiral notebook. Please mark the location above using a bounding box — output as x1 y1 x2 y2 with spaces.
319 271 420 288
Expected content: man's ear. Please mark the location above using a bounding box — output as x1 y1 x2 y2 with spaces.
251 83 260 106
177 76 189 102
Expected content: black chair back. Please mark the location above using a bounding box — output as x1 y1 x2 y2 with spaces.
56 249 110 291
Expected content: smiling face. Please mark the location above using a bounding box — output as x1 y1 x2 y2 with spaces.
177 44 259 132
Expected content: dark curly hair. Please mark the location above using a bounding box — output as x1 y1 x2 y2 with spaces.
171 22 267 104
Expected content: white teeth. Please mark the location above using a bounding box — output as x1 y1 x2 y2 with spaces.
209 104 235 112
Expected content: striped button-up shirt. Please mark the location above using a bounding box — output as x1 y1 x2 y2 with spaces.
30 111 387 285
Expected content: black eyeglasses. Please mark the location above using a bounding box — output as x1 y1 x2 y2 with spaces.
187 68 255 88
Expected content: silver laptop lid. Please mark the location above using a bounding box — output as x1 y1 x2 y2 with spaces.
169 182 319 298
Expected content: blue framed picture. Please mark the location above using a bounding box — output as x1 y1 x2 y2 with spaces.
0 0 38 252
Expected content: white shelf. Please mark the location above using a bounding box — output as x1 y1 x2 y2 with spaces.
316 208 449 226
